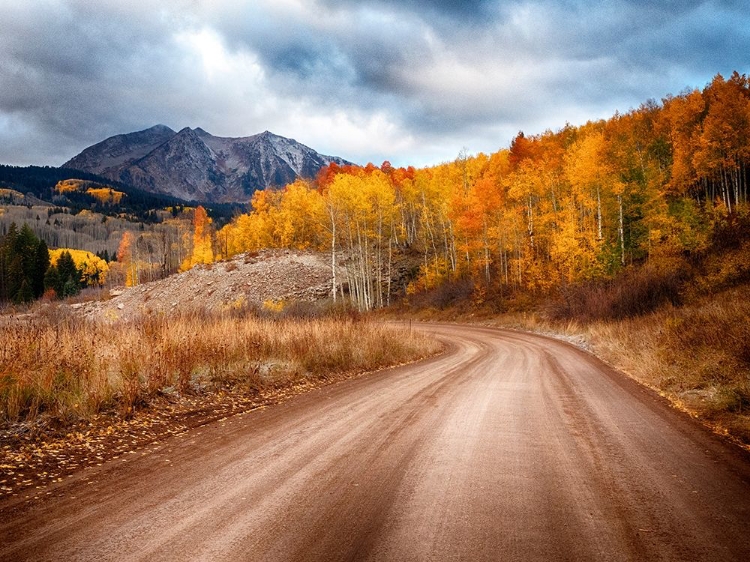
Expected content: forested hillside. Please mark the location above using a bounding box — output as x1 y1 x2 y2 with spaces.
0 204 212 301
0 166 247 302
188 72 750 441
212 72 750 312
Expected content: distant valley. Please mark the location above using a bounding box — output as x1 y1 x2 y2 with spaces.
63 125 352 203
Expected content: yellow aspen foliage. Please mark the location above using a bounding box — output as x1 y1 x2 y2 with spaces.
207 72 750 306
54 179 85 194
49 248 109 286
54 179 126 204
276 181 328 249
86 188 125 204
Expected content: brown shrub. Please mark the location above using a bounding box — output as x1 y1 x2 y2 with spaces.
408 278 475 311
549 265 687 321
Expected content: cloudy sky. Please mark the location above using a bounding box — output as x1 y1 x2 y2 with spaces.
1 0 748 168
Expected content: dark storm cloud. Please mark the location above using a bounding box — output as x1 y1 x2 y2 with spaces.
214 0 750 135
0 2 185 164
0 0 749 167
322 0 498 21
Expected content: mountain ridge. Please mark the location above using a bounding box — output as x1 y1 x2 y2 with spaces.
63 125 352 203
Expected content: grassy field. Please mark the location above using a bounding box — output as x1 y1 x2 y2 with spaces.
0 307 440 426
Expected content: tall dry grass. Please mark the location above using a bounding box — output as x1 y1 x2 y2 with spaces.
0 308 440 425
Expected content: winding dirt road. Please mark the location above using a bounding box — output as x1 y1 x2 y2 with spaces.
2 323 750 561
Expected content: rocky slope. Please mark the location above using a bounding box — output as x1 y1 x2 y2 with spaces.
79 249 343 321
63 126 351 203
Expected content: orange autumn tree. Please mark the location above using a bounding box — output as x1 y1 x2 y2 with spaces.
117 231 139 287
181 206 214 271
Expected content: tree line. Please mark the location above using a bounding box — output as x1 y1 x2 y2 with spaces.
0 164 244 225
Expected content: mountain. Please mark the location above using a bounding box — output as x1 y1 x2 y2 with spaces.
0 164 244 224
63 125 351 203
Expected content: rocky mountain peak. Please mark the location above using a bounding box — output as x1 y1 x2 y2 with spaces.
149 124 174 133
63 126 352 203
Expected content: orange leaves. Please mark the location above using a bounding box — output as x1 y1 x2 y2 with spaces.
181 206 214 271
117 231 133 264
117 231 139 287
54 179 86 194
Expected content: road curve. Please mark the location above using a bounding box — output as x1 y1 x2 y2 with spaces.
2 323 750 561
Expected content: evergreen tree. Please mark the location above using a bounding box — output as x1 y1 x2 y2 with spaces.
62 277 80 298
6 255 23 302
45 250 81 298
0 222 53 302
33 240 50 298
0 223 19 300
44 266 61 297
14 279 33 304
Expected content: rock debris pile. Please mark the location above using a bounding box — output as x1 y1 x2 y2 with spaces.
81 249 341 321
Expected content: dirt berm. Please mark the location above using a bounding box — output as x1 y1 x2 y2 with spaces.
80 249 342 321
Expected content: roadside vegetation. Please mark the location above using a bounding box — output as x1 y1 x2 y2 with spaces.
0 306 440 426
580 286 750 444
543 214 750 444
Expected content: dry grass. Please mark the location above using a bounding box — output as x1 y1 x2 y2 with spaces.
0 308 440 426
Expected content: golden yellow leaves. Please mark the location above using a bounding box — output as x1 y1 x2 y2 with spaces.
49 248 109 286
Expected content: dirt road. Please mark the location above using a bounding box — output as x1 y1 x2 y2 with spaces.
2 323 750 561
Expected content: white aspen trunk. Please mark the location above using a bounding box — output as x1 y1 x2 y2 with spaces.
346 216 357 307
442 219 450 273
365 224 373 310
483 217 490 283
736 163 741 204
448 220 457 273
421 193 438 263
329 206 337 302
528 195 534 250
356 220 369 311
387 230 392 307
377 207 383 308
